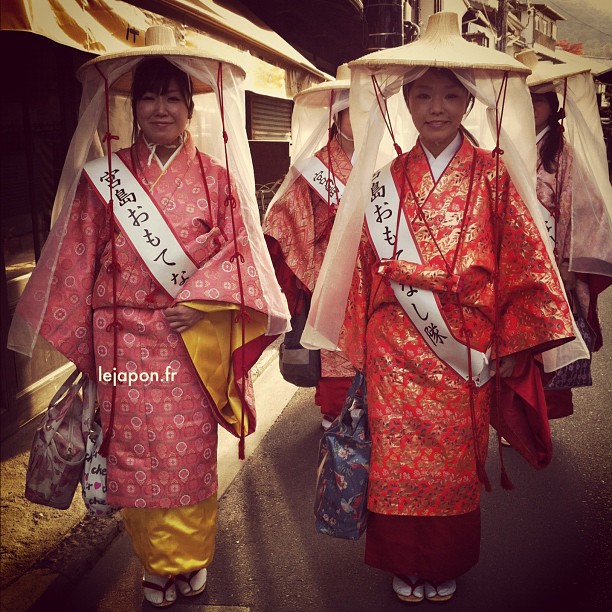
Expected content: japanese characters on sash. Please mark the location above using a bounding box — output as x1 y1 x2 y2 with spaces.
301 12 589 375
8 27 290 362
266 69 351 214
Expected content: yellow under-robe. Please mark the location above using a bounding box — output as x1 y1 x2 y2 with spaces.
123 495 218 574
180 300 268 438
123 301 267 573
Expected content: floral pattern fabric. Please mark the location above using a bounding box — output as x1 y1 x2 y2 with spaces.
340 138 573 517
264 138 354 378
18 135 271 509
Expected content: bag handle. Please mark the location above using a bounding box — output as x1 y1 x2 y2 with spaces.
340 372 368 432
45 370 89 436
48 370 85 408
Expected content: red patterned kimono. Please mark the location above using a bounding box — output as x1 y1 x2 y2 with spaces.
264 138 355 417
16 134 273 509
340 137 574 579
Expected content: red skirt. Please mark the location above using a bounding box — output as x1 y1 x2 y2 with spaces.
314 376 353 419
364 509 481 581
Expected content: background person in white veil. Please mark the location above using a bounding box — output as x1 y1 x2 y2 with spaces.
8 28 289 608
516 50 612 420
264 66 356 429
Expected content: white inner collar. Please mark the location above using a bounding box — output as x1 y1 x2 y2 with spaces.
143 133 186 170
421 132 463 182
536 125 551 144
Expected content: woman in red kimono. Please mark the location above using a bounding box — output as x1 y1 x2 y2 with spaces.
8 28 289 607
338 65 574 603
264 66 355 428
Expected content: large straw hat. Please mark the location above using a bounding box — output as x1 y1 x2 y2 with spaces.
350 12 530 74
294 63 351 100
76 25 244 94
516 49 589 89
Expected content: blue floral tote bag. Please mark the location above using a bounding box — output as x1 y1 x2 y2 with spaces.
314 372 370 540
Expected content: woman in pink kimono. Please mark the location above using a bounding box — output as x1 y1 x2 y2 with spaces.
8 28 289 608
532 90 610 417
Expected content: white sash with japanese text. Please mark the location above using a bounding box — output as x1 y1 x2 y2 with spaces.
365 161 491 387
84 154 198 299
294 156 346 205
539 202 556 248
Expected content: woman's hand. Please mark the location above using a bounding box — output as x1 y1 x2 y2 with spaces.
490 354 517 378
163 304 205 333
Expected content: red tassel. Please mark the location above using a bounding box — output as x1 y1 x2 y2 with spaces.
238 434 245 460
477 462 492 493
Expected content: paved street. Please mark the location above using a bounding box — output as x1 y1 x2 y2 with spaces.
28 293 612 612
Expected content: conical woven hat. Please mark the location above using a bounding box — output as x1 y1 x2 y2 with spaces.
294 63 351 100
350 12 530 74
516 49 589 88
77 25 244 94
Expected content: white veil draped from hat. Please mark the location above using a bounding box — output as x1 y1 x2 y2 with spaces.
301 12 589 372
8 39 290 359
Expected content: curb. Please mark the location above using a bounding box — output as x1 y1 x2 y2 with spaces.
1 514 123 612
1 342 282 612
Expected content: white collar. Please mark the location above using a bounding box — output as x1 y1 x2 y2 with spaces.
143 133 186 170
536 125 551 144
421 132 463 182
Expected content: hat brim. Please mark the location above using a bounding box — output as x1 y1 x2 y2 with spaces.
294 79 350 101
350 12 530 74
526 63 590 87
77 46 245 94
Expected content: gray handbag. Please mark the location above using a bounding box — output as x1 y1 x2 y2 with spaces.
25 370 94 509
279 289 321 387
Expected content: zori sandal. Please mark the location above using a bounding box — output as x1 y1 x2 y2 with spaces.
392 575 425 603
424 579 457 602
175 568 208 597
142 573 176 607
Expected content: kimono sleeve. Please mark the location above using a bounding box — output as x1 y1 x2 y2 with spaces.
338 229 376 371
495 168 574 357
11 174 111 376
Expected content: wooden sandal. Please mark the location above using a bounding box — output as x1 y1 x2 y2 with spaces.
175 568 207 597
393 575 425 603
424 579 457 602
142 575 176 607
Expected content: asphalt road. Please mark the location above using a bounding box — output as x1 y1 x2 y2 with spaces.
35 293 611 612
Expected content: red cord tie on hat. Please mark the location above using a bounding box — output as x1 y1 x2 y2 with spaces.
102 131 119 144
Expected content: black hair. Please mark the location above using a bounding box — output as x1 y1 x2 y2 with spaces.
534 91 565 174
130 57 194 142
402 68 475 115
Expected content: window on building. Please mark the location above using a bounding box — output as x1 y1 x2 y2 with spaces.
246 92 292 219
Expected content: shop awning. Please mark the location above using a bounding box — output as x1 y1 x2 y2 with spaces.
2 0 329 97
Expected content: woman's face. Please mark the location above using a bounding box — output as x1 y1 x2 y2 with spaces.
136 77 190 146
531 94 553 134
405 69 470 156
